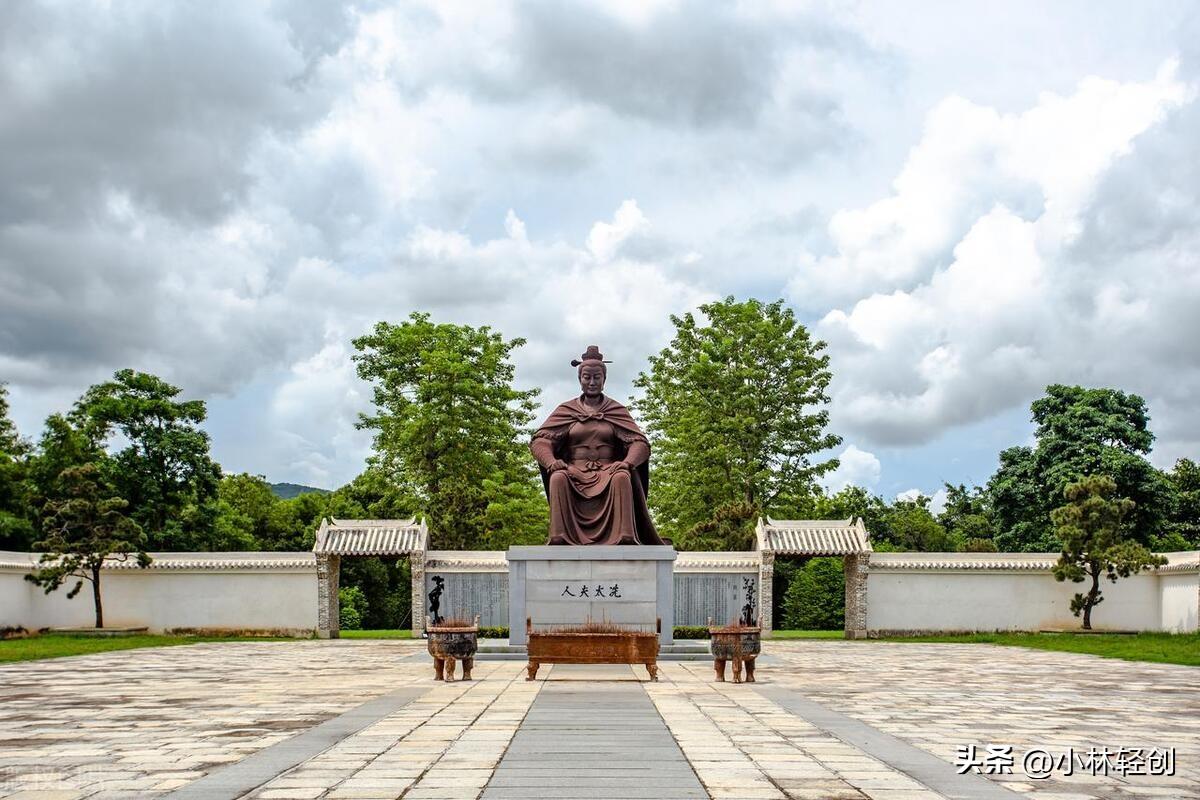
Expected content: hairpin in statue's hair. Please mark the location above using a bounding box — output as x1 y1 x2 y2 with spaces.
570 345 612 367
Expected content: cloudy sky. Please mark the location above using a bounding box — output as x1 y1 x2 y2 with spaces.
3 1 1199 506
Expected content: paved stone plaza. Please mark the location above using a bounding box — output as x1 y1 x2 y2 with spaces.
0 641 1195 800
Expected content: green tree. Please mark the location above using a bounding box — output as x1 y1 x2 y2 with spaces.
0 384 36 550
209 499 260 551
0 384 20 452
263 493 327 550
75 370 221 550
790 485 890 538
1161 458 1200 549
338 585 367 630
781 557 844 630
27 414 106 534
332 463 419 522
633 297 841 550
988 445 1055 551
1051 475 1166 630
353 313 545 550
25 463 150 628
938 483 997 551
218 474 277 540
989 386 1171 551
477 472 549 550
879 495 955 552
339 557 411 630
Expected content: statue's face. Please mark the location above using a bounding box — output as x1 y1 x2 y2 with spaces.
578 363 605 397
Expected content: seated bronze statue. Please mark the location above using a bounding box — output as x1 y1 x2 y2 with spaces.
530 346 668 546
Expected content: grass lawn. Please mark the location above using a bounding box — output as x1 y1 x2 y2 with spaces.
340 629 414 639
878 631 1200 667
770 629 1199 666
0 633 297 664
770 630 845 640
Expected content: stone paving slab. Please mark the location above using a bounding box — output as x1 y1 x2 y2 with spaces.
759 642 1200 800
165 685 430 800
1 639 1197 800
246 660 538 800
0 641 429 799
755 684 1019 800
480 667 707 799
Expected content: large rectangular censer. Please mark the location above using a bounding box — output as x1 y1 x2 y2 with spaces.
506 545 676 646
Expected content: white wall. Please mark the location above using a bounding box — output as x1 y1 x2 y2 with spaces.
1160 574 1200 633
866 552 1199 634
1 552 319 634
0 563 32 631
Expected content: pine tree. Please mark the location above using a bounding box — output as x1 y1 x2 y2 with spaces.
1051 475 1166 629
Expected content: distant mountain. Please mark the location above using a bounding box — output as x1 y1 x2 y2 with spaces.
269 482 331 500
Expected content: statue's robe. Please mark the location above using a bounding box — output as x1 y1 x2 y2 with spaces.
530 396 668 546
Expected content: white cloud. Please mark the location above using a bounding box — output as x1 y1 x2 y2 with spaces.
805 63 1198 450
586 200 650 262
894 487 948 516
821 445 882 492
3 0 1199 493
790 62 1190 310
264 201 712 483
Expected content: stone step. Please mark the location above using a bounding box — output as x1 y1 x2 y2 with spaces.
473 640 714 661
474 651 713 661
473 638 710 654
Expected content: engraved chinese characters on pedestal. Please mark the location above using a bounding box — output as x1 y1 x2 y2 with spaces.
559 583 622 599
506 546 677 646
530 345 669 546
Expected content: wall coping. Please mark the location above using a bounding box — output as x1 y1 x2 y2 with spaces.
869 550 1200 573
0 550 317 572
675 551 761 571
425 550 508 570
423 550 763 572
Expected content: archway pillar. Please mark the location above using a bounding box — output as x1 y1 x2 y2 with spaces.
317 553 341 639
410 551 426 636
758 551 775 638
844 553 869 639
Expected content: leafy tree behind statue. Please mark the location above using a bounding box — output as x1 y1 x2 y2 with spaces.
633 297 841 551
353 313 546 551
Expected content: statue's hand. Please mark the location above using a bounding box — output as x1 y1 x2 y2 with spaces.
611 461 632 473
548 459 568 473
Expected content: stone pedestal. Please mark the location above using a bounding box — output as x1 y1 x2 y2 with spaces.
506 546 676 646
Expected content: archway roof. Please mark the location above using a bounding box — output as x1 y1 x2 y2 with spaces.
755 517 872 555
313 518 428 556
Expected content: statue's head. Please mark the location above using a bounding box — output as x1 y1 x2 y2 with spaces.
571 345 610 398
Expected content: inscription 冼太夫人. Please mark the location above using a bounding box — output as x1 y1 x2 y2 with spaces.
559 583 623 598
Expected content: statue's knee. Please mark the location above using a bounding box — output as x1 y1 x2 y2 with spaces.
549 470 569 491
612 470 631 489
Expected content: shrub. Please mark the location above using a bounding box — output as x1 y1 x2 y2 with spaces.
673 626 710 639
782 557 844 630
338 586 368 630
478 626 509 639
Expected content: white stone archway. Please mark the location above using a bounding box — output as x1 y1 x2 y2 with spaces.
755 517 874 638
312 518 428 638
